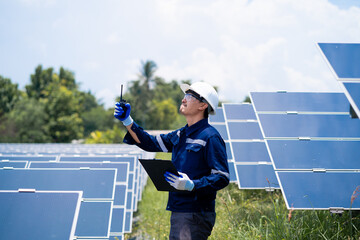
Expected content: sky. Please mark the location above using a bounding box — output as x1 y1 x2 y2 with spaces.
1 0 360 109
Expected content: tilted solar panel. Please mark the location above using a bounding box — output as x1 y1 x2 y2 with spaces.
258 114 360 139
227 121 263 140
209 107 225 122
0 190 82 240
250 92 350 113
342 82 360 117
0 161 27 168
236 164 279 189
318 43 360 80
231 141 270 163
277 171 360 210
223 103 257 120
0 168 116 200
75 201 113 238
267 140 360 170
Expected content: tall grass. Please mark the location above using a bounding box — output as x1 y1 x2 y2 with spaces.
126 154 360 239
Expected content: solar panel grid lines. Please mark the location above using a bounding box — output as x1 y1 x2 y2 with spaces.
250 89 360 210
27 161 131 234
210 107 238 183
0 143 151 237
0 190 83 240
317 42 360 118
222 103 279 189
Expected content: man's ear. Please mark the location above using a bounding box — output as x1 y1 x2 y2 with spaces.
198 102 208 111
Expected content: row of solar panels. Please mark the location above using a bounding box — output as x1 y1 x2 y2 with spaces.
0 145 156 240
209 42 360 212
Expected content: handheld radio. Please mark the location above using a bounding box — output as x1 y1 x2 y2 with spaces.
119 84 128 119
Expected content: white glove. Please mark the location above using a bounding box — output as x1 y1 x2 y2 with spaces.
164 172 195 191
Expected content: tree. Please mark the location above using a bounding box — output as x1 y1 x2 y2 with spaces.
26 65 55 99
44 83 83 142
139 60 157 90
147 98 179 129
82 106 114 137
121 61 192 130
2 98 51 143
0 76 21 117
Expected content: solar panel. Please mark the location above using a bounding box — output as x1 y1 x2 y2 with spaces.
0 190 82 240
227 122 263 140
222 103 279 189
236 164 279 189
267 140 360 170
114 184 127 206
342 82 360 117
75 201 113 238
257 114 360 139
277 171 360 210
0 161 27 168
228 161 237 182
124 211 132 233
250 92 350 113
209 107 225 122
54 157 138 233
231 141 270 163
225 142 232 160
29 161 129 184
251 90 360 210
0 169 116 200
110 207 126 235
59 156 137 209
223 103 257 120
318 43 360 80
0 143 151 235
59 156 136 170
212 124 228 140
0 155 57 161
28 161 129 235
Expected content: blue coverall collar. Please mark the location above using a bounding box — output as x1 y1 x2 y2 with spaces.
185 118 208 137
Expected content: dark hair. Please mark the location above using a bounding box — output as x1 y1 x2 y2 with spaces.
204 107 209 118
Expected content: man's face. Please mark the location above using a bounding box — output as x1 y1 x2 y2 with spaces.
179 93 203 116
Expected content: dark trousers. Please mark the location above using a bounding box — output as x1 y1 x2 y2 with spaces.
169 212 216 240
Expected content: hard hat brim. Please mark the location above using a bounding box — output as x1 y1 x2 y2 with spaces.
180 84 190 94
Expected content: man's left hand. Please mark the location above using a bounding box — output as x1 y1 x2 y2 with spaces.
164 172 194 191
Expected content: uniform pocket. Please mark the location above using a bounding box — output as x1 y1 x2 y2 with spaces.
185 143 203 152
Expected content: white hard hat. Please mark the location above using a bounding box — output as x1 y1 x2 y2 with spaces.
180 82 219 115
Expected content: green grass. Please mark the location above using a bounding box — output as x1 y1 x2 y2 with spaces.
126 154 360 239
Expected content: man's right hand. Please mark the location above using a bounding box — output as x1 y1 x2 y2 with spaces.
114 102 133 126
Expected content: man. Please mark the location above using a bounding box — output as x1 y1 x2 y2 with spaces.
114 81 229 240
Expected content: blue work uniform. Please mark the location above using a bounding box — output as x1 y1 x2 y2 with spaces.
123 118 229 213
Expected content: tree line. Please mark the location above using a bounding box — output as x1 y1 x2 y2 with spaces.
0 60 191 143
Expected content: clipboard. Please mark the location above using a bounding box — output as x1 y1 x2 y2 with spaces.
139 159 181 192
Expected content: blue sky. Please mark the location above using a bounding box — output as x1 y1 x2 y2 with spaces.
1 0 360 108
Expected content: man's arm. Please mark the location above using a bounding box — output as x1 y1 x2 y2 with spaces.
125 123 140 144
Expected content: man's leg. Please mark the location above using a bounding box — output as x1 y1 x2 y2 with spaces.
169 212 216 240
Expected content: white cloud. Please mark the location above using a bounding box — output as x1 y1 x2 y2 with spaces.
155 0 360 103
2 0 360 108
